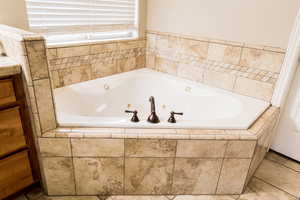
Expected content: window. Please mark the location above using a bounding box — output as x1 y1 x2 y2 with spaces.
25 0 138 45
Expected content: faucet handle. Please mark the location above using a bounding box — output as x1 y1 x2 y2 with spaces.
168 111 183 123
125 110 140 123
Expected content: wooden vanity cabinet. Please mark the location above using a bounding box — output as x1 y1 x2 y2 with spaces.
0 75 40 200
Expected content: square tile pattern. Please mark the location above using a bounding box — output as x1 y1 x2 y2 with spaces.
13 151 300 200
146 31 285 101
37 107 280 196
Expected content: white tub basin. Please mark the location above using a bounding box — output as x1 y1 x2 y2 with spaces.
54 69 269 129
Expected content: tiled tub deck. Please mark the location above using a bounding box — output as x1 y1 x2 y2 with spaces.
38 106 279 196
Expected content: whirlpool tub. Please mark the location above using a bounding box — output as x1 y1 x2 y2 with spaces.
54 69 269 129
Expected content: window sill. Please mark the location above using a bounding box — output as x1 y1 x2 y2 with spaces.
45 29 140 48
46 36 140 48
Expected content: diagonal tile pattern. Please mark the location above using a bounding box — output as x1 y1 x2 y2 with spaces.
12 151 300 200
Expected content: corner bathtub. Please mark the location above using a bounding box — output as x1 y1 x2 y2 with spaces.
54 69 269 129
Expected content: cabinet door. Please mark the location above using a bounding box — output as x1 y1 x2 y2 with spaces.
0 151 34 199
0 107 27 157
0 79 16 106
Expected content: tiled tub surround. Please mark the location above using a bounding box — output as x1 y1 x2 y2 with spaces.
38 106 279 196
146 31 286 101
0 25 57 137
47 39 146 88
0 25 282 198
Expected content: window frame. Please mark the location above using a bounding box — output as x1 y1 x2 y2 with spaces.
25 0 140 46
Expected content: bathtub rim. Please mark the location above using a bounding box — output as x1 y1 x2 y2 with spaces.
41 106 279 141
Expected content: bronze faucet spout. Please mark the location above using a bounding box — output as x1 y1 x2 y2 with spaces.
147 96 160 123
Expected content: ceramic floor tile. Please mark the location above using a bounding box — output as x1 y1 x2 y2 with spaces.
174 195 238 200
266 152 300 173
238 177 297 200
107 196 168 200
254 159 300 197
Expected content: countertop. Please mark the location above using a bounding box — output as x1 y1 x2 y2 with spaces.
0 56 21 77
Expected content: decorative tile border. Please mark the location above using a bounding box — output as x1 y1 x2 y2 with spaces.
47 39 146 88
146 30 286 101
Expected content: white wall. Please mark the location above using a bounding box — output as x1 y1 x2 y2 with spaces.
0 0 29 30
272 63 300 161
147 0 300 48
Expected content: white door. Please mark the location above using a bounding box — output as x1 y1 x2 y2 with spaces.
272 64 300 161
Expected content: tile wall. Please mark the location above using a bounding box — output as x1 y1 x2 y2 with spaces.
146 31 286 101
46 39 146 88
38 107 280 196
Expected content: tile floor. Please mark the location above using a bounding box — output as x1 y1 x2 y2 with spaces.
13 151 300 200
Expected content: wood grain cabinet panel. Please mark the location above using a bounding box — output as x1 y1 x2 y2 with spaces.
0 151 34 199
0 107 27 157
0 79 16 106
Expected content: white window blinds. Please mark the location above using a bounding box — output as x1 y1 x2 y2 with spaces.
25 0 137 33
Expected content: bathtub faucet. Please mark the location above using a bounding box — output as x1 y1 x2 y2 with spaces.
147 96 160 123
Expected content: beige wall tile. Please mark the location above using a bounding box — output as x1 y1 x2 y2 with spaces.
125 158 173 194
58 65 92 87
74 158 124 195
118 40 145 50
172 158 222 194
217 159 251 194
146 54 156 69
180 38 208 59
71 139 124 157
177 63 204 82
234 77 274 101
136 55 146 69
203 70 236 91
176 140 227 158
147 33 156 50
90 43 117 54
25 40 45 52
225 140 256 158
156 35 179 59
57 45 89 58
50 70 61 89
208 43 242 65
33 78 56 132
125 139 176 157
240 48 285 73
46 48 57 60
91 60 117 78
156 57 178 75
246 143 268 185
39 138 71 157
25 40 49 80
117 57 136 73
42 157 75 195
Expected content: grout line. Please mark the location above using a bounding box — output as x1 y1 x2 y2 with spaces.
264 157 300 174
215 141 229 194
170 140 178 194
252 176 299 199
123 139 126 194
69 138 78 195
